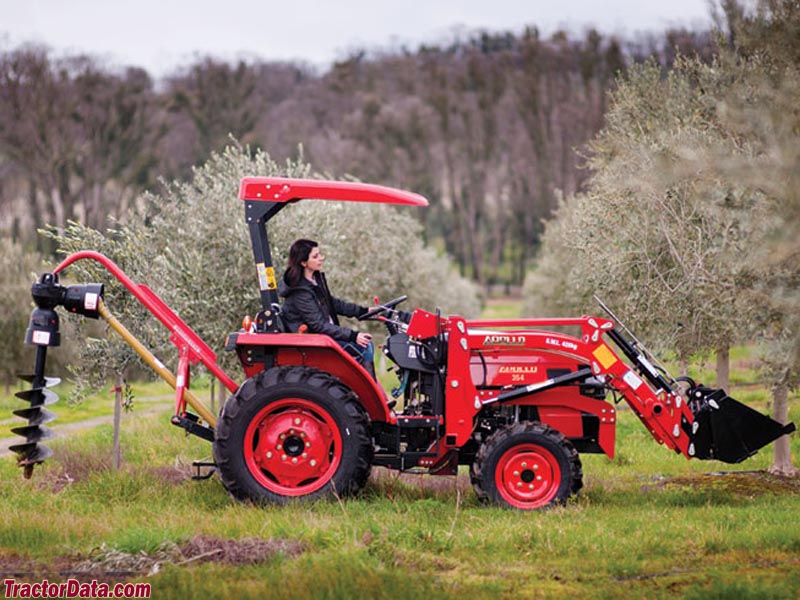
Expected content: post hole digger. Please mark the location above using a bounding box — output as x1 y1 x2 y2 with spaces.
12 177 796 509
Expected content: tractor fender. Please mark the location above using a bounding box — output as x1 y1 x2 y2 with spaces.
228 332 392 423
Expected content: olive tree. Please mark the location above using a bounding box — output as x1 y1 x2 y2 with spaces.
524 58 760 383
682 1 800 474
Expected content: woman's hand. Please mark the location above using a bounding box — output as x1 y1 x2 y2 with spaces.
356 332 372 348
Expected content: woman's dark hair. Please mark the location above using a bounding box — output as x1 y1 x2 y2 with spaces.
285 238 319 286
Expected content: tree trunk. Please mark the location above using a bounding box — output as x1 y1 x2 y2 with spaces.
768 383 797 476
209 377 216 416
679 356 689 378
469 213 484 286
29 179 52 255
91 181 103 229
51 186 65 236
715 345 730 392
112 372 123 471
217 378 226 412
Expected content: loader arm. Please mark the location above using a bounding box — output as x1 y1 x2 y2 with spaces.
465 316 695 457
452 314 793 463
593 301 796 463
591 336 696 457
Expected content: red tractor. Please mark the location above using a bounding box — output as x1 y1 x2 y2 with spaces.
12 177 795 509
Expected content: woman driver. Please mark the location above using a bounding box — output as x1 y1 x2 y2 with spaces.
278 238 376 379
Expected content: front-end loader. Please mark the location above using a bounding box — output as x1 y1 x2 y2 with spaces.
11 177 795 509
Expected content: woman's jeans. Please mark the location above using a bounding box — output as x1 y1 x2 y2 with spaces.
337 340 376 380
338 339 374 364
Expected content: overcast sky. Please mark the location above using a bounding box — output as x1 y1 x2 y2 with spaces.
1 0 714 77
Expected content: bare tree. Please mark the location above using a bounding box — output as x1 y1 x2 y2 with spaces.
0 237 43 392
165 58 260 168
71 62 160 228
0 47 80 247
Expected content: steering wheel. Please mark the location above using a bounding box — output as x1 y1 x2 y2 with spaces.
358 295 407 321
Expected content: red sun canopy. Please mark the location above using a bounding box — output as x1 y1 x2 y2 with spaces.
239 177 429 207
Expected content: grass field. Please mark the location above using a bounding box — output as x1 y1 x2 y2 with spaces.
2 303 798 599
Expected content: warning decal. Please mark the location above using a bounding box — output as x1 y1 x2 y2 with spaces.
592 343 618 369
265 266 277 290
256 263 269 291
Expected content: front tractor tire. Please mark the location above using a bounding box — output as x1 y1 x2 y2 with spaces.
471 422 582 510
213 366 372 505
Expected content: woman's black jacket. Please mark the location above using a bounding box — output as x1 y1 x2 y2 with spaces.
278 271 367 342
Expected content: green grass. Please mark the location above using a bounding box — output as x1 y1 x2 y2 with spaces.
480 298 522 320
1 394 797 599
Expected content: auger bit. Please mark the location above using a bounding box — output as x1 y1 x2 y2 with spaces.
11 273 103 478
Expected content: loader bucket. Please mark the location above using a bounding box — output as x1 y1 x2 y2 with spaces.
687 385 796 464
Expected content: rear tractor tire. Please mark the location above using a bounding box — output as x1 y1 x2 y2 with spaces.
470 422 582 510
213 366 373 504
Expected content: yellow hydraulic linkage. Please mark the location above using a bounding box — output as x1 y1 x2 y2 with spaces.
97 298 217 428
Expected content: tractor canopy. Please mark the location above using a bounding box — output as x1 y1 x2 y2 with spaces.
241 177 429 312
239 177 429 207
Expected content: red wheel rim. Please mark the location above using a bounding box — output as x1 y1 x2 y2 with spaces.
243 398 342 496
494 443 561 509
